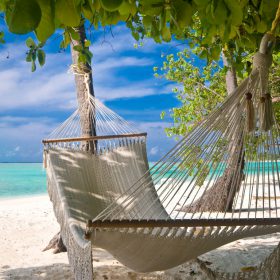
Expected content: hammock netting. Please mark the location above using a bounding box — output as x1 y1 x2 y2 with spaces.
44 96 145 152
43 33 280 279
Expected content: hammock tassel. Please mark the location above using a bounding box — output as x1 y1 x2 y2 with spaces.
43 150 48 169
259 93 274 131
251 33 274 132
245 92 255 132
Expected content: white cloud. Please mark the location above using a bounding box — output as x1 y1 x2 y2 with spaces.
0 34 170 113
0 25 181 162
150 146 159 155
135 121 177 161
0 116 60 161
0 113 177 162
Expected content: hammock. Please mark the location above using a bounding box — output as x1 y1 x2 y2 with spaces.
43 33 280 279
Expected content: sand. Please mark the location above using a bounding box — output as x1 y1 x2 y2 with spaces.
0 195 280 280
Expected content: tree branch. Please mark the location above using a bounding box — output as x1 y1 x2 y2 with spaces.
195 81 224 97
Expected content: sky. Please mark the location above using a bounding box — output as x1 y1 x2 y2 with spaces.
0 23 185 162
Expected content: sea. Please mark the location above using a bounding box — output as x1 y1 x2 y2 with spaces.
0 163 46 198
0 161 279 198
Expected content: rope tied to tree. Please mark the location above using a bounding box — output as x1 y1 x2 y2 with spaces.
249 33 275 131
69 63 93 106
252 2 280 131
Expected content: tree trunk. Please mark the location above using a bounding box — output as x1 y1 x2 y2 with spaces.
44 23 96 254
71 24 96 151
183 52 245 213
43 232 67 254
222 52 238 95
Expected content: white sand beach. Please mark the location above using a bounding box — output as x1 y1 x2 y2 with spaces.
1 195 280 280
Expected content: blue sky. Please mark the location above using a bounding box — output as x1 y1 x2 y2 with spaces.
0 24 188 162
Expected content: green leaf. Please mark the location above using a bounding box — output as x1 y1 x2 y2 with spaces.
31 60 36 72
78 53 87 63
161 26 171 42
224 0 243 26
82 0 94 21
100 0 123 12
211 46 221 60
194 0 210 8
256 20 267 33
32 51 37 61
55 0 81 26
6 0 42 34
84 49 93 58
26 51 32 62
68 28 80 41
212 0 228 25
174 0 193 29
73 45 83 52
26 37 36 48
37 49 46 66
35 0 55 42
84 39 91 47
119 1 136 16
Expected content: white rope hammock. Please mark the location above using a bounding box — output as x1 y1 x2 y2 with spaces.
43 33 280 279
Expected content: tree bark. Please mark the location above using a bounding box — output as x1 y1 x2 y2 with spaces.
44 23 96 254
71 24 96 151
183 52 245 213
43 232 67 254
222 52 238 95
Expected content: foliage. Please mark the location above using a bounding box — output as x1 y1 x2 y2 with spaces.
156 46 280 184
270 53 280 125
25 37 46 72
1 0 280 70
156 47 280 138
25 37 45 71
155 48 227 136
274 102 280 124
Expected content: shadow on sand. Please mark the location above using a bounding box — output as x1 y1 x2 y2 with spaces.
0 263 74 280
0 261 207 280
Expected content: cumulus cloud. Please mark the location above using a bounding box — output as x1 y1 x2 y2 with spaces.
0 116 60 161
0 26 174 114
0 25 181 162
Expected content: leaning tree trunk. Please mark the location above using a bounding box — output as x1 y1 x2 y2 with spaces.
43 23 96 254
185 52 246 213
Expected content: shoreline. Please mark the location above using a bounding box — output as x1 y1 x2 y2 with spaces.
0 193 48 201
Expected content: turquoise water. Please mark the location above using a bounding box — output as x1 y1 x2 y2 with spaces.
0 161 279 198
150 161 280 178
0 163 46 198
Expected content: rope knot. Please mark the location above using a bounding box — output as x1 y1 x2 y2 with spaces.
252 52 273 72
